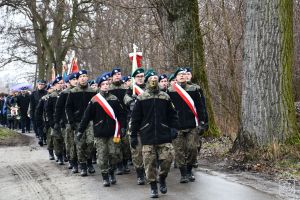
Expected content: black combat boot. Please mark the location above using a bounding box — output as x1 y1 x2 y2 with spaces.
179 166 189 183
80 163 88 177
150 181 159 198
136 168 145 185
68 160 73 169
102 173 110 187
48 149 55 160
63 151 68 162
87 159 95 174
72 161 79 173
38 138 43 147
109 168 117 184
159 175 167 194
187 165 195 182
116 162 124 175
123 160 130 174
57 155 64 165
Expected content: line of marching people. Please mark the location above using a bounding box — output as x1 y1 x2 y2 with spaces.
32 66 209 198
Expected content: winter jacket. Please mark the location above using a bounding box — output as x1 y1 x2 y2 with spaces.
131 87 179 145
78 91 126 138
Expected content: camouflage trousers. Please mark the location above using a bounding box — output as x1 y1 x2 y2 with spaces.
45 126 54 150
94 137 120 174
64 124 73 159
118 134 131 161
51 127 65 157
142 143 175 182
76 123 94 163
129 135 143 169
172 128 198 168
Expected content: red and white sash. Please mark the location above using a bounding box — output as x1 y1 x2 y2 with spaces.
133 84 144 96
172 83 199 127
93 93 121 143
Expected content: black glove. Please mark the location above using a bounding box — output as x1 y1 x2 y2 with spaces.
75 132 83 143
130 137 138 149
171 128 178 140
197 121 206 136
120 128 126 138
70 123 77 131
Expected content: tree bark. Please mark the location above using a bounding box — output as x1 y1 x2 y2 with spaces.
150 0 219 136
234 0 299 150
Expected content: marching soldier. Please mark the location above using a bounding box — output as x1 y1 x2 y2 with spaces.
78 73 126 186
168 67 207 183
124 68 146 185
65 69 97 176
158 74 168 92
184 67 209 167
29 79 47 139
131 70 178 198
46 76 65 165
168 74 176 86
53 73 78 171
109 67 130 175
35 83 55 159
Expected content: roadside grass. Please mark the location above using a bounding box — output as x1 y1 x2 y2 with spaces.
0 127 17 139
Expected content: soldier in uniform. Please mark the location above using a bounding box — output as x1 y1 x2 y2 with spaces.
53 73 78 170
46 76 65 165
123 75 131 89
168 74 176 86
184 67 209 167
78 73 126 186
65 69 97 176
167 67 206 183
30 80 47 140
131 70 178 198
123 68 146 185
109 67 130 175
35 83 55 159
158 74 168 92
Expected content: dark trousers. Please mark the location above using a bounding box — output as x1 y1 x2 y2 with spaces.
20 116 30 133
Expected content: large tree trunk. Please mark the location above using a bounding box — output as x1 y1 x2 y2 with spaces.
234 0 299 150
150 0 219 136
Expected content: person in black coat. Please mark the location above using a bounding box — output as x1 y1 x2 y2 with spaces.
16 90 31 133
78 73 126 186
130 70 179 198
30 80 47 137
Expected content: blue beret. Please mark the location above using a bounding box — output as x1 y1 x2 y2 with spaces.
96 73 109 85
159 74 168 82
52 76 63 85
37 79 46 84
111 67 121 76
174 67 187 77
124 75 131 82
46 83 52 90
132 68 144 77
77 69 88 78
144 69 157 83
68 73 78 81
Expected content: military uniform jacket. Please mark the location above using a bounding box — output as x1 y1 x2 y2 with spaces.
123 84 146 112
35 93 50 129
54 87 73 126
46 90 60 128
131 88 179 145
168 83 205 130
78 92 126 138
65 85 97 124
109 82 127 128
30 89 47 118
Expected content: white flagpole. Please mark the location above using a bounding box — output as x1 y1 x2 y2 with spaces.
131 44 138 95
